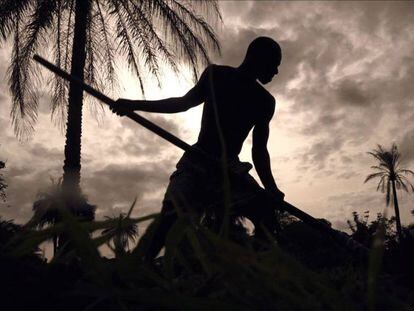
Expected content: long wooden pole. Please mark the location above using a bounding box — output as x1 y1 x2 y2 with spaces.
33 54 368 256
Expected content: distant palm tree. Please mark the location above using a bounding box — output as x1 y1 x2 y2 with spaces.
101 198 138 257
1 0 221 193
365 144 414 241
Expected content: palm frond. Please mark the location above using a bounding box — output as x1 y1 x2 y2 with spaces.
399 169 414 176
127 0 180 75
84 8 104 92
95 1 117 90
152 0 198 80
9 0 58 139
113 2 146 96
376 175 386 192
8 18 29 138
395 176 409 192
386 181 391 206
126 196 137 218
50 0 68 133
187 0 223 23
0 0 32 41
370 165 388 172
170 0 221 52
63 0 74 72
364 172 385 183
83 7 108 123
150 0 220 80
397 175 414 192
119 0 162 86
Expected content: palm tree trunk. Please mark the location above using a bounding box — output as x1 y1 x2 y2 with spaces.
391 179 403 241
62 0 91 193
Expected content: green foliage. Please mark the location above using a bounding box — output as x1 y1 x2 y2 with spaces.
101 198 139 257
2 200 414 310
0 217 21 245
347 211 396 248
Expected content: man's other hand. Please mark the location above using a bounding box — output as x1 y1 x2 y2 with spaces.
110 98 133 116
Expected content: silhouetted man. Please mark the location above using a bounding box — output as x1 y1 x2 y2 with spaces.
112 36 284 259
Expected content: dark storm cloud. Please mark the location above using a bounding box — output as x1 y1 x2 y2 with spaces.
121 113 181 158
298 137 346 171
1 161 62 223
28 143 62 162
340 155 352 164
335 79 374 107
337 171 356 180
82 158 174 217
399 130 414 165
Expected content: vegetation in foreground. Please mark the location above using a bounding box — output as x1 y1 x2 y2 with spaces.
1 197 414 311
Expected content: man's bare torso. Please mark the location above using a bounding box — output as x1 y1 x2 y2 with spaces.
196 65 275 159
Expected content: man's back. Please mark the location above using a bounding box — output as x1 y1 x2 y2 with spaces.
196 65 275 159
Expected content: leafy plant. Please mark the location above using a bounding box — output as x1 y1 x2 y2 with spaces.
0 217 21 245
101 198 139 257
30 177 95 255
3 199 414 310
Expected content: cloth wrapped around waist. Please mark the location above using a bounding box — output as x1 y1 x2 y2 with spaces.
177 148 253 176
163 149 262 212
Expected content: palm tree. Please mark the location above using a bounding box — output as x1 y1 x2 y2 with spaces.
101 198 138 257
0 0 221 194
30 178 95 255
365 143 414 241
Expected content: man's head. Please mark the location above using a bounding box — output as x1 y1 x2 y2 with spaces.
244 37 282 84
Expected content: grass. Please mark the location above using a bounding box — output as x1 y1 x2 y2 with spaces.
1 199 414 310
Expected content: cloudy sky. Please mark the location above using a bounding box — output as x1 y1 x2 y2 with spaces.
1 1 414 233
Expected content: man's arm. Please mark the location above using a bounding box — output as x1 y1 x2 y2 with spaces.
111 68 209 115
252 101 285 200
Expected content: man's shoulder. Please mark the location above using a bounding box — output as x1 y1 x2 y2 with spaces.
203 64 235 76
198 65 237 89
